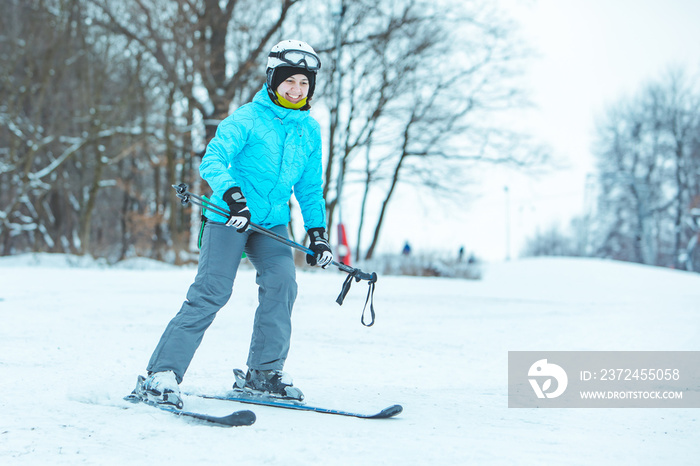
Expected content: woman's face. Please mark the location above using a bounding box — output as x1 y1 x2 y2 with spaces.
276 74 310 104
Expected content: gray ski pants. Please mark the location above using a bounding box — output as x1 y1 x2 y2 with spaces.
146 221 297 383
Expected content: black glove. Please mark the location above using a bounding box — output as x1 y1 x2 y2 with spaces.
306 227 333 268
222 187 250 232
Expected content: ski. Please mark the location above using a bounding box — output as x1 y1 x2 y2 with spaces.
124 376 256 427
186 391 403 419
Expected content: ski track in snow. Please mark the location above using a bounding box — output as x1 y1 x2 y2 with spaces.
0 253 699 465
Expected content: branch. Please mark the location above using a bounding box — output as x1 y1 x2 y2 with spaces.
88 1 178 86
29 126 146 181
227 0 299 94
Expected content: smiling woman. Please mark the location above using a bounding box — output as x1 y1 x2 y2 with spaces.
274 73 311 109
139 39 332 409
265 39 320 111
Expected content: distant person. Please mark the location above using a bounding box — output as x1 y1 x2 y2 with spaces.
458 246 465 262
402 241 412 256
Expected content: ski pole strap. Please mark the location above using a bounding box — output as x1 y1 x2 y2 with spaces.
361 279 376 327
336 270 377 327
198 216 207 249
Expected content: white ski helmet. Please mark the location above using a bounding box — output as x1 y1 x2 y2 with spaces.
266 39 321 100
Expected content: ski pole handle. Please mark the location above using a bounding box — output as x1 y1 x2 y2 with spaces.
337 266 376 282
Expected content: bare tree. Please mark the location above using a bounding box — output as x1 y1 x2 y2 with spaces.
318 0 541 259
88 0 300 147
85 0 305 256
592 69 700 269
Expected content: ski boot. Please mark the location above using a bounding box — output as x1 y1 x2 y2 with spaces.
139 370 184 409
233 368 304 401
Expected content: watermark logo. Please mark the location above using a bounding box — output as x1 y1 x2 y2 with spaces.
509 351 699 408
528 359 568 399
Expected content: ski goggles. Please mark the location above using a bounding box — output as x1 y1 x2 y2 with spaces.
269 49 321 71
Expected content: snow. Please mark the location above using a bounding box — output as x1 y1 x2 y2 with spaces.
0 254 698 464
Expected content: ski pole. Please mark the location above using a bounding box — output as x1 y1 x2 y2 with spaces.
173 183 377 326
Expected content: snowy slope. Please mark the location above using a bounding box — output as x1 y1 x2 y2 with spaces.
0 254 699 465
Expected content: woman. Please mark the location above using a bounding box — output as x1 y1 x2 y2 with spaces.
139 40 332 409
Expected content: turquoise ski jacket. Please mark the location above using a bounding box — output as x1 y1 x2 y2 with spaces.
199 86 326 231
